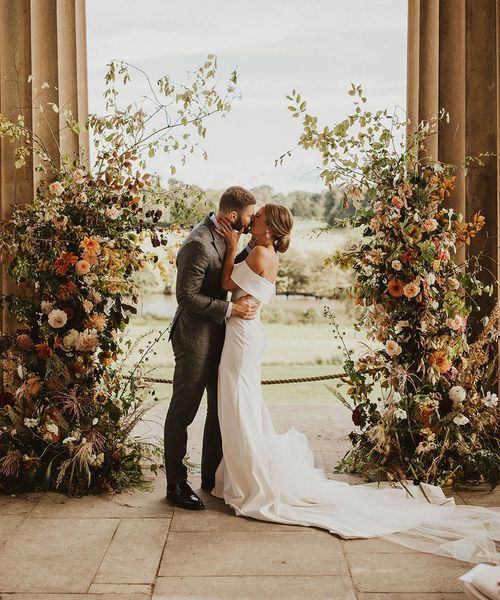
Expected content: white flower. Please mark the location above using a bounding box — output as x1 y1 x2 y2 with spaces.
72 168 85 184
449 385 466 405
446 317 461 331
47 308 67 329
46 422 59 435
62 436 77 444
24 418 39 428
416 440 435 454
391 260 402 271
105 206 122 220
40 300 53 314
395 320 409 333
82 300 94 313
413 213 420 222
453 414 470 426
390 391 402 403
74 329 99 353
482 391 499 408
385 340 402 357
63 329 79 348
49 181 64 196
92 418 98 425
426 272 436 285
394 408 407 420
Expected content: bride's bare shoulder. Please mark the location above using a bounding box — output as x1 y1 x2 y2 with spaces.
246 246 277 277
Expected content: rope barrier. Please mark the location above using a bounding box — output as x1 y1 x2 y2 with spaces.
139 373 346 385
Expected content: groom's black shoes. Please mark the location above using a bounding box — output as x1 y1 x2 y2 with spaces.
166 481 205 510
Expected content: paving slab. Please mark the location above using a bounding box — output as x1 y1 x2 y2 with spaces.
170 491 306 533
356 594 465 600
93 518 170 584
1 595 150 600
343 538 419 554
89 583 153 594
347 552 469 593
153 575 356 599
31 475 172 519
159 530 349 577
0 492 43 515
0 515 25 549
455 486 500 507
0 517 118 593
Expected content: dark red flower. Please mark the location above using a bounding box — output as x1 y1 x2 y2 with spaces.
0 391 15 408
58 281 77 300
351 406 365 427
62 306 75 320
35 342 53 359
439 397 453 417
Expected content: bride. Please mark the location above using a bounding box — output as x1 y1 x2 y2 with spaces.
211 203 500 565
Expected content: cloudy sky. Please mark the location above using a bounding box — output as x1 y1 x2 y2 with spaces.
87 1 407 193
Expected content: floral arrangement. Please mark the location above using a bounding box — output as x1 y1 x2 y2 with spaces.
0 57 237 494
285 84 499 487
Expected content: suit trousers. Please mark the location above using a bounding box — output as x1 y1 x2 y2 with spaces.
163 331 223 488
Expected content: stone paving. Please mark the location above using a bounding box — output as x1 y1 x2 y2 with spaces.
0 400 498 599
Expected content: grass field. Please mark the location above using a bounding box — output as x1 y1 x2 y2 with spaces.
123 317 370 404
124 219 368 405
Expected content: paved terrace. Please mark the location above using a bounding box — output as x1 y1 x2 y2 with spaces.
0 401 497 600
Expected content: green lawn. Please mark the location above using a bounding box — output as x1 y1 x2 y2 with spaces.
123 317 368 405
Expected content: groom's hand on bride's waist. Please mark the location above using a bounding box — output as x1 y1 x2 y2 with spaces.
231 295 259 320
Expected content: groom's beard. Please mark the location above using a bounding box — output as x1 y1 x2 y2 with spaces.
233 217 252 234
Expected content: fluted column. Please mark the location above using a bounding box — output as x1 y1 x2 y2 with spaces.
438 0 466 264
0 0 89 340
407 0 499 341
464 0 498 329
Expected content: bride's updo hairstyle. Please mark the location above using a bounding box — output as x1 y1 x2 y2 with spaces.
264 204 293 253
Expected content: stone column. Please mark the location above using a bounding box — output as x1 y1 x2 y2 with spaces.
407 0 499 329
0 0 89 347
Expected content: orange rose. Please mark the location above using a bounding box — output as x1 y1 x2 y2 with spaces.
429 350 452 373
387 278 405 297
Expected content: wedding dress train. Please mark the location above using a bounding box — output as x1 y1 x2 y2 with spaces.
212 260 500 564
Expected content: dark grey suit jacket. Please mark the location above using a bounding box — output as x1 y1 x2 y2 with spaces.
169 213 247 356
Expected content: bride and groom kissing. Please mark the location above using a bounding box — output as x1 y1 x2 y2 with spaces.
162 186 500 565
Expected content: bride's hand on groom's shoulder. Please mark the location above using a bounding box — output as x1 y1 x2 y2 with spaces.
218 216 242 252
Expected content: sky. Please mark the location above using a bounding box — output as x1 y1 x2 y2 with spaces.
86 0 407 194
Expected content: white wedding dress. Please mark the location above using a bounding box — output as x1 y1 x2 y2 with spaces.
212 260 500 564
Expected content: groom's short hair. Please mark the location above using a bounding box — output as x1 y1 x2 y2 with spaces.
219 186 256 213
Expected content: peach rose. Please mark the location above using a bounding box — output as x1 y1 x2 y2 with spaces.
49 181 64 196
75 260 91 276
403 281 420 298
423 218 438 232
72 168 85 184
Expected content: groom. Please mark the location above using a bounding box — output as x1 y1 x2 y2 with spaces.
164 186 257 509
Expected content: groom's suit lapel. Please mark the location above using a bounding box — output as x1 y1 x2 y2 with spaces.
203 213 225 263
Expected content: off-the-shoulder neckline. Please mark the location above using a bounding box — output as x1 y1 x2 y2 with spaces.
236 259 276 287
